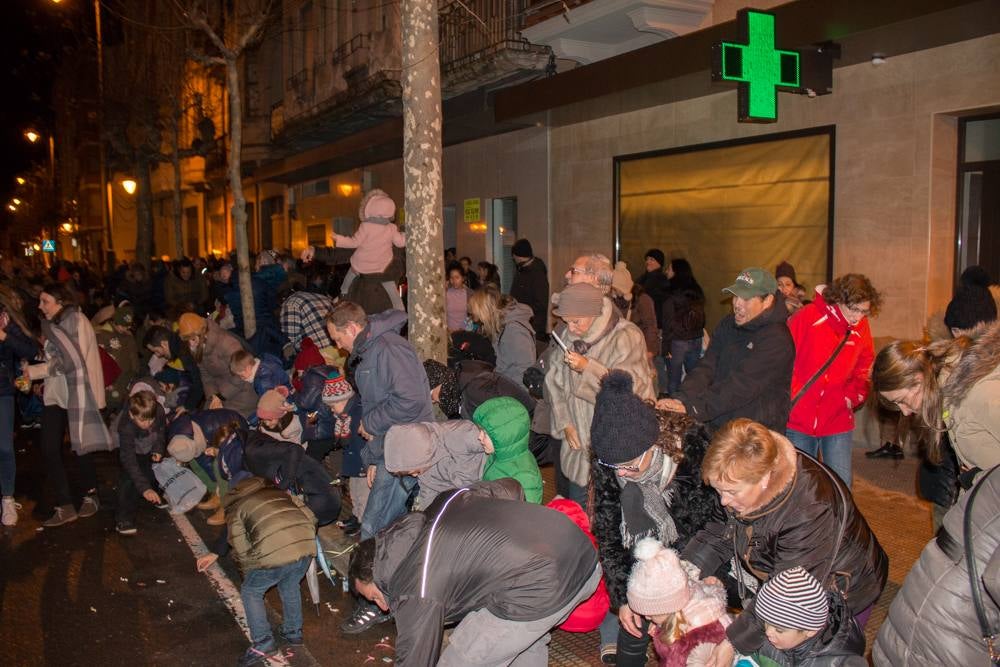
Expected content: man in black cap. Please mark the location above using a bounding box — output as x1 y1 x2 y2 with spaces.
349 479 601 666
509 238 550 341
658 267 794 433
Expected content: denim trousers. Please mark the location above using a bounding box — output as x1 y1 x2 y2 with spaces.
241 555 312 648
0 396 15 496
360 461 416 540
785 429 855 487
668 338 702 396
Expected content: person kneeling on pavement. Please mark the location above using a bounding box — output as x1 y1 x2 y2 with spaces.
114 389 167 535
349 478 601 666
196 477 317 667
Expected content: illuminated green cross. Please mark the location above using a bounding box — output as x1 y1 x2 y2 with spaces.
716 9 800 123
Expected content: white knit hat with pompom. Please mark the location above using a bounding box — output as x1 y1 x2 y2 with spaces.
626 537 692 616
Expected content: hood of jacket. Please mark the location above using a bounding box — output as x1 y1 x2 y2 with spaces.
945 319 1000 408
355 309 408 357
503 302 534 329
222 475 267 511
384 422 449 473
473 396 530 462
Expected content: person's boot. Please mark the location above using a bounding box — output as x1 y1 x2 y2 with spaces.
340 599 391 634
207 506 226 526
197 493 220 511
1 497 20 527
42 504 78 528
78 494 100 518
866 442 904 459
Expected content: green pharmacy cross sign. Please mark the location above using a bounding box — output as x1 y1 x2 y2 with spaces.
713 8 801 123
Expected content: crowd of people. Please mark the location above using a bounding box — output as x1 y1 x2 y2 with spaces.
0 187 998 667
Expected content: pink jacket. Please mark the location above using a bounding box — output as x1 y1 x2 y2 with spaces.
335 222 405 275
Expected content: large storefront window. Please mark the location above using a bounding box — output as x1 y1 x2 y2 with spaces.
957 114 1000 283
615 128 833 330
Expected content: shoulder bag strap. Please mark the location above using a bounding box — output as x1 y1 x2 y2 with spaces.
964 468 1000 664
790 329 852 409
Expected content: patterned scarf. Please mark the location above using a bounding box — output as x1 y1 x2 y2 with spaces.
617 447 679 548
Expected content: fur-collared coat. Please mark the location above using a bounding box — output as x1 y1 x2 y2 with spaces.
545 297 655 486
590 414 720 609
942 321 1000 472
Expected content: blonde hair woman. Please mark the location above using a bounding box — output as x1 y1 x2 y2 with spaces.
467 284 536 385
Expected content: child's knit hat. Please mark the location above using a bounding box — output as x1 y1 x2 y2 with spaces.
322 371 354 405
754 566 829 631
626 538 691 616
257 387 293 420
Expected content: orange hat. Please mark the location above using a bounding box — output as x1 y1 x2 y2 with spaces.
177 313 207 339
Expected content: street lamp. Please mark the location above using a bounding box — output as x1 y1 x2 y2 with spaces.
24 130 40 144
8 204 18 213
121 179 137 195
15 177 25 186
12 199 21 206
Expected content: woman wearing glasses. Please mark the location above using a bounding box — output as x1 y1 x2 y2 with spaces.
785 274 881 487
588 370 720 665
872 318 1000 487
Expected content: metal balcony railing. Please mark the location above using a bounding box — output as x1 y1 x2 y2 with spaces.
439 0 534 68
330 33 371 67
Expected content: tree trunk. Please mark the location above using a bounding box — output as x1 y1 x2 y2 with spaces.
134 156 155 270
225 57 257 339
171 118 185 259
401 0 446 363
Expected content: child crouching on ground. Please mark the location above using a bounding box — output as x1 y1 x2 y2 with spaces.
626 538 731 666
196 476 317 667
115 389 167 535
743 566 866 667
230 349 290 398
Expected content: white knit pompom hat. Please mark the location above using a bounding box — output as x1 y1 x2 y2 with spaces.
626 538 692 615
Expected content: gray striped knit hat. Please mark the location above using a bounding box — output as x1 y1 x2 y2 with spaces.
754 567 829 631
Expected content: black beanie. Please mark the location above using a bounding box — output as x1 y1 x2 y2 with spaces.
645 249 665 268
591 370 659 464
511 239 533 259
423 359 461 417
945 285 997 330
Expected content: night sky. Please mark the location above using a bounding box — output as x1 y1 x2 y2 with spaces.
0 1 79 230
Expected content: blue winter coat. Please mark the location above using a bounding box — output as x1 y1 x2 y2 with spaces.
350 309 434 465
252 353 290 396
294 364 337 442
0 322 38 397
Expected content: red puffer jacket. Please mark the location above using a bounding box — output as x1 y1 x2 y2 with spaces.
786 290 874 436
546 498 610 632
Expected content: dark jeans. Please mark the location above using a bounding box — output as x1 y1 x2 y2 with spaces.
40 404 97 508
116 453 155 525
668 338 701 396
360 461 416 540
0 396 15 496
241 556 312 649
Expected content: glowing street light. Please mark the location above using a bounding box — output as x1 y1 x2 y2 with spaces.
12 198 21 206
6 204 16 213
24 130 40 144
121 179 137 195
15 177 25 186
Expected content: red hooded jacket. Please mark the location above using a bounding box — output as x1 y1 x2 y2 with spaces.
786 289 875 436
546 498 610 632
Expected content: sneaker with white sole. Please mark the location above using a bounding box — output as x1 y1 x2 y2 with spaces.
78 495 100 518
116 521 138 536
339 601 392 634
1 497 20 527
42 504 79 528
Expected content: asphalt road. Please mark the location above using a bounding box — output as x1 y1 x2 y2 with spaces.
0 433 397 667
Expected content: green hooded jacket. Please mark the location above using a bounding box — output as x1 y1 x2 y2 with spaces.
473 397 543 503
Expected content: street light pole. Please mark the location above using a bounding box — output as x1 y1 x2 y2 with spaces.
94 0 114 270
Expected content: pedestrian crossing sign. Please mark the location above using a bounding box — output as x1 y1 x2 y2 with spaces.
42 240 56 253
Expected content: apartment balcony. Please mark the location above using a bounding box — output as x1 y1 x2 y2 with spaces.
522 0 713 64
